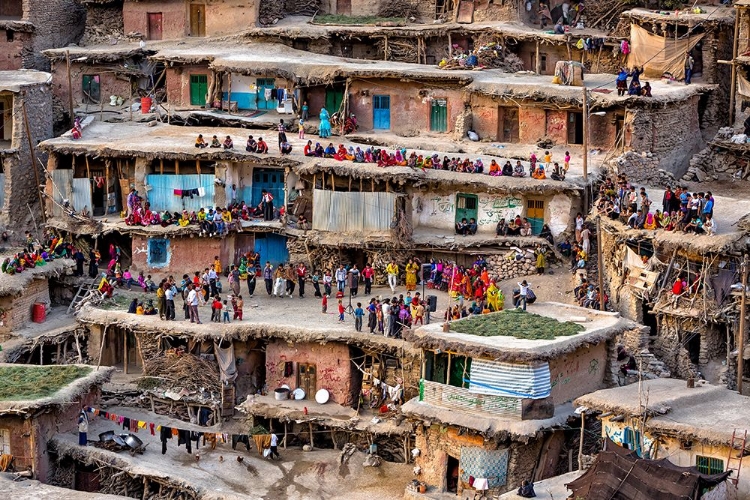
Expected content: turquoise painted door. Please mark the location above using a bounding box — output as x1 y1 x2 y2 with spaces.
373 95 390 130
254 234 288 267
251 168 284 207
256 78 276 110
430 98 448 132
526 199 544 235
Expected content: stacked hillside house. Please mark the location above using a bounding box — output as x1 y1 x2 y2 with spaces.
401 303 644 496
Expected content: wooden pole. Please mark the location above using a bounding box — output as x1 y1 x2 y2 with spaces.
739 255 748 394
129 83 133 122
582 87 588 182
577 411 585 470
39 344 43 365
729 10 741 126
597 217 605 311
96 325 107 371
448 33 453 58
384 36 389 61
283 422 287 450
22 102 47 223
123 329 129 375
66 50 74 127
309 421 314 448
535 41 541 74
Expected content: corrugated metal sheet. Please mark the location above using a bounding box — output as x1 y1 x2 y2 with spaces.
0 173 6 209
468 360 551 399
313 189 395 232
421 380 522 419
72 178 92 214
145 174 215 213
50 170 73 217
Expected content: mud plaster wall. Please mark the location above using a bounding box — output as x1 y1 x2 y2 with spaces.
472 0 519 23
264 340 352 405
124 0 259 39
130 234 223 274
411 190 524 235
0 279 50 338
1 83 53 230
348 80 463 135
598 231 642 322
50 62 133 111
548 342 607 406
652 314 720 380
233 339 265 399
626 96 703 178
0 32 29 70
515 42 622 76
414 424 543 494
0 387 99 482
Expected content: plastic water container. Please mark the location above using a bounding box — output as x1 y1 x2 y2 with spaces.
32 303 46 323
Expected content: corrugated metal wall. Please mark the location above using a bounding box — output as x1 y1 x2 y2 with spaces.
145 174 215 213
72 178 93 214
50 170 73 217
312 189 395 232
468 360 551 399
0 173 6 210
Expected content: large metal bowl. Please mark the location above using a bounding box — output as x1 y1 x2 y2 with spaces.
121 433 144 450
98 430 115 442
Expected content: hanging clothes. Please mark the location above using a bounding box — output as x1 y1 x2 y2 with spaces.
160 426 173 455
177 429 192 454
232 434 251 451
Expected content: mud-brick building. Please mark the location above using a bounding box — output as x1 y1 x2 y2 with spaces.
400 303 644 495
0 364 113 481
39 121 301 270
0 70 53 229
576 378 750 498
0 0 85 71
596 207 750 391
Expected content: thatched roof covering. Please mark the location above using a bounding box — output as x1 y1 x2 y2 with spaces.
236 396 412 436
0 474 124 500
0 364 113 416
44 45 153 64
411 229 553 251
0 20 34 33
575 378 750 447
77 305 420 357
622 7 735 27
0 70 51 92
0 257 72 297
405 302 640 362
401 398 575 440
40 122 299 167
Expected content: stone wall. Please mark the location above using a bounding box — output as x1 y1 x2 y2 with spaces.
608 151 677 188
626 96 704 178
683 128 744 182
25 0 86 71
1 81 53 230
482 243 555 283
81 2 125 45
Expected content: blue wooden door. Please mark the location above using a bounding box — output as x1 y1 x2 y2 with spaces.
256 78 276 110
251 168 284 207
254 234 288 267
373 95 390 130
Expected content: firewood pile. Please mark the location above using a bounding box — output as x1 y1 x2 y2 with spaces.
96 464 198 500
585 0 631 31
375 38 419 63
144 354 220 394
259 0 285 26
286 0 321 16
378 0 421 19
439 35 525 72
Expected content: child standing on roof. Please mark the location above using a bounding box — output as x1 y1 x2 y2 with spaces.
338 299 345 322
298 119 305 140
222 300 230 323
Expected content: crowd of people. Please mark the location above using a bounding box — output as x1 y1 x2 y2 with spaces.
596 175 717 236
300 140 570 180
615 66 653 97
1 231 74 275
124 187 279 228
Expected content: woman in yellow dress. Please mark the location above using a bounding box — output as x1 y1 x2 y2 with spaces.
405 258 418 291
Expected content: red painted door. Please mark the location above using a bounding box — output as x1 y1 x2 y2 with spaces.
147 13 163 41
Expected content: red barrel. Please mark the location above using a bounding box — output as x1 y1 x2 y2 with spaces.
141 96 152 114
32 303 46 323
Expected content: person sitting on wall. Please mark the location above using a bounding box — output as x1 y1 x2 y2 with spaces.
324 143 336 158
532 164 546 179
246 135 257 152
467 218 478 235
303 140 313 156
513 161 526 177
223 135 234 149
455 218 469 236
280 141 292 155
489 160 501 176
256 137 269 154
210 135 221 148
71 117 83 140
641 82 652 97
195 134 207 148
503 161 514 176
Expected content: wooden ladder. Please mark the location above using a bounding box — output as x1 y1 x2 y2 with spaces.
726 429 747 485
67 281 99 314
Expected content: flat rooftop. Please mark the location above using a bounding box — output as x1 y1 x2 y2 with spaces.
0 363 113 414
401 398 575 439
0 474 125 500
0 69 51 92
409 302 636 362
622 6 735 24
575 378 750 446
47 39 713 107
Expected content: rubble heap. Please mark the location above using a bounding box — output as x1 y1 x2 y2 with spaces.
683 127 747 182
609 151 677 187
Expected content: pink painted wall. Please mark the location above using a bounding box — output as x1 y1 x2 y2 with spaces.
545 110 568 144
265 340 352 405
519 107 546 143
123 0 187 40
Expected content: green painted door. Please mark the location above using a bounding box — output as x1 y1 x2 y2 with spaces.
190 74 208 106
325 88 344 115
256 78 276 110
455 193 478 225
430 98 448 132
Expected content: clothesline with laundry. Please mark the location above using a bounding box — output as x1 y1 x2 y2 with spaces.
173 187 207 198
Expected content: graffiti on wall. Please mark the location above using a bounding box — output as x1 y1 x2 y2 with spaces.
476 196 523 225
604 424 655 458
428 196 455 215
